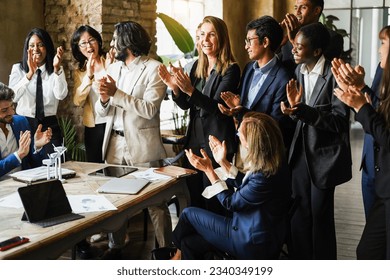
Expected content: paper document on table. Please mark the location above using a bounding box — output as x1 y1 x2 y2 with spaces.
132 168 171 181
0 192 23 209
67 195 117 214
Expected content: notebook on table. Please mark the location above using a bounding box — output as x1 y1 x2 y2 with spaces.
18 180 84 228
11 166 76 184
97 178 150 194
153 165 197 178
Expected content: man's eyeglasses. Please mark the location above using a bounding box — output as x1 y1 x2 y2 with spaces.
79 38 97 49
245 36 259 46
0 103 16 114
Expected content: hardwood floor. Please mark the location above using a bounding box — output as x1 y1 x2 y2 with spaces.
59 125 366 260
334 125 365 260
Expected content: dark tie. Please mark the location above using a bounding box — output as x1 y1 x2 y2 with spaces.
35 69 44 121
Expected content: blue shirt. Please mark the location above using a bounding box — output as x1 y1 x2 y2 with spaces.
244 56 277 108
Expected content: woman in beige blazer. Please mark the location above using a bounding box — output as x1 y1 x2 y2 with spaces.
71 25 113 163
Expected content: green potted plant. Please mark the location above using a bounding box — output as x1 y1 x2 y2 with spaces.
58 116 86 162
157 13 193 150
320 13 352 62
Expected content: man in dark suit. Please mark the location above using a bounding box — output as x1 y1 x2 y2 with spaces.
0 83 51 177
281 23 352 259
279 0 344 75
218 16 294 150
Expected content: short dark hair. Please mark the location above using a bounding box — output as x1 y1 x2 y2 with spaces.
310 0 324 13
114 21 151 62
246 16 283 52
71 25 105 70
20 28 55 75
298 22 330 53
0 83 15 101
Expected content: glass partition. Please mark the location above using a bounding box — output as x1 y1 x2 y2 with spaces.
353 0 385 8
324 0 351 9
324 1 389 85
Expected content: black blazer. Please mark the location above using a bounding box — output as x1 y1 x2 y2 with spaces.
360 65 382 174
289 59 352 189
173 61 241 157
356 104 390 198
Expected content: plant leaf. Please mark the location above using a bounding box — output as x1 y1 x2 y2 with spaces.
157 12 194 54
337 29 349 37
58 116 86 162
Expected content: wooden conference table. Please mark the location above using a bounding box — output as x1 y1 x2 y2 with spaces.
0 161 190 260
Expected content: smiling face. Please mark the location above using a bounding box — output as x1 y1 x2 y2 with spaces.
78 32 99 59
292 32 315 65
110 31 117 51
0 100 15 125
28 35 47 66
379 32 390 68
245 29 264 61
294 0 321 26
200 22 218 58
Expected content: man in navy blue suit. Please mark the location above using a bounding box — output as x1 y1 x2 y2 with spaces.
0 83 52 177
218 16 294 151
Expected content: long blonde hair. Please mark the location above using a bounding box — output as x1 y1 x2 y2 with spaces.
240 112 285 176
195 16 236 79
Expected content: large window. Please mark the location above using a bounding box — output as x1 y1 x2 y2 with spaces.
324 1 390 84
156 0 222 57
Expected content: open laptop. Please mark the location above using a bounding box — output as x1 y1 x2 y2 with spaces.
18 180 84 228
97 178 150 194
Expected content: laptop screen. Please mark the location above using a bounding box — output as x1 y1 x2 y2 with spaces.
18 180 73 223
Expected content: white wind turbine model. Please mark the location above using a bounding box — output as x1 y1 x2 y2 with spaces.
42 139 67 182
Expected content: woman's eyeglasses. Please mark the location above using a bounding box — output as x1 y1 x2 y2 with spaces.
79 38 97 49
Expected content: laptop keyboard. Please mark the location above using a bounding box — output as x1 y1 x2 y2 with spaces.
36 213 84 228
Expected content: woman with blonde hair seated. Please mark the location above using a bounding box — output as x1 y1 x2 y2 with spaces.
171 112 291 259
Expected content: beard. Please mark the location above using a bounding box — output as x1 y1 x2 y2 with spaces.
0 115 13 124
115 49 128 62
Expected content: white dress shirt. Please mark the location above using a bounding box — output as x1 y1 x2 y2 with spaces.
0 124 22 172
111 58 142 132
9 63 68 118
300 55 325 104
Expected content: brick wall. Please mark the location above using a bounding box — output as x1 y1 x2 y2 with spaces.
44 0 157 139
101 0 158 57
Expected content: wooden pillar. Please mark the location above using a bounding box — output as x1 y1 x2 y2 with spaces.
0 0 44 84
223 0 293 70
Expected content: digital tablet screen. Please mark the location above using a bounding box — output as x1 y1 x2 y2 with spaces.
88 166 138 178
